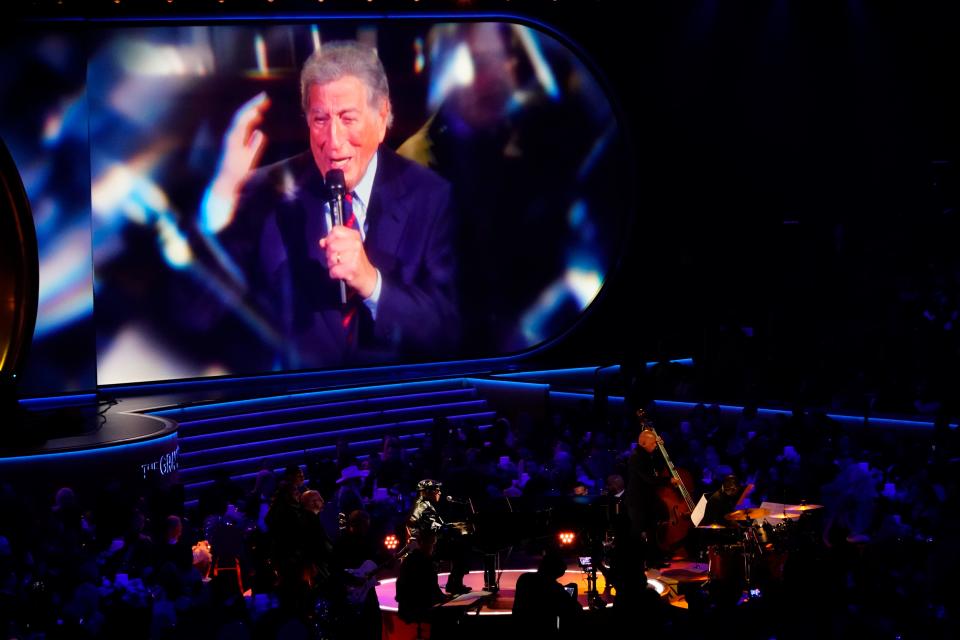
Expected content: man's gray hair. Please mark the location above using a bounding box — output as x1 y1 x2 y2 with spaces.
300 41 393 127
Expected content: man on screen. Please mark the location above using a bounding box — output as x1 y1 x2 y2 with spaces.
209 41 459 369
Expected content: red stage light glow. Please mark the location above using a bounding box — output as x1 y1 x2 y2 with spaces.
557 531 576 546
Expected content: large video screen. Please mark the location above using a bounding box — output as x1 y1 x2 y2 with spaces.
1 29 95 395
1 20 629 390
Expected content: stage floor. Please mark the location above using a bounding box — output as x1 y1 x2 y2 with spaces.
374 563 706 614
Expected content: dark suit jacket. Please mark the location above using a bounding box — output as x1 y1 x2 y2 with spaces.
626 447 668 532
232 146 459 369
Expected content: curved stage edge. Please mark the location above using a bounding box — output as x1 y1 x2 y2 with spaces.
1 395 179 490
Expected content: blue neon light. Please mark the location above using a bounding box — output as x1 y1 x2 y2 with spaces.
493 366 610 379
657 358 695 367
549 392 625 406
0 433 177 464
491 359 694 381
180 412 495 465
464 378 550 391
177 388 477 427
74 12 555 26
178 411 380 444
650 400 955 430
187 398 483 435
18 393 99 409
150 379 470 417
550 391 593 401
109 356 506 395
181 404 488 455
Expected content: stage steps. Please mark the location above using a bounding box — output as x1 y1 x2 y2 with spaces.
147 379 498 507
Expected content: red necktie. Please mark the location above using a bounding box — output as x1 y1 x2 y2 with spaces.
341 192 361 344
343 191 359 233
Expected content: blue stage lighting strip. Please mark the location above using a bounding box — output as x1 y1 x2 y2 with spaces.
544 393 952 430
18 393 98 410
178 410 381 445
178 400 488 446
550 391 626 404
182 427 492 503
178 422 493 478
103 356 504 396
0 433 176 463
495 366 614 378
83 12 547 25
178 406 381 430
462 378 550 391
178 411 496 471
651 400 957 430
492 359 694 380
182 427 488 495
175 388 477 427
657 358 695 367
176 393 481 430
149 378 467 417
179 424 418 465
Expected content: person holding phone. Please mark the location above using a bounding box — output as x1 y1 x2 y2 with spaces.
512 549 582 636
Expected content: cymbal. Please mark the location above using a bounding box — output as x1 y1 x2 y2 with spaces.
724 508 770 521
697 524 727 529
767 512 801 520
785 503 823 512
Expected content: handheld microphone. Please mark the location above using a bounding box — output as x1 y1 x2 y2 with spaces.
446 495 470 505
325 169 347 304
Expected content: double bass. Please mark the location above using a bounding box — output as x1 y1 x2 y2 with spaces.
638 410 697 554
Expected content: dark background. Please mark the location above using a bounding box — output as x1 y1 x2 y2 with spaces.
546 1 960 415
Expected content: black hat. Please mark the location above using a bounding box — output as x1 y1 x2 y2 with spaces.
417 478 442 492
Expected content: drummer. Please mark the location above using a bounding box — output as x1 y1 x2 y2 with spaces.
703 475 746 526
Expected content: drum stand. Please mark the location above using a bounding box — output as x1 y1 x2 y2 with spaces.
483 552 500 592
739 523 764 600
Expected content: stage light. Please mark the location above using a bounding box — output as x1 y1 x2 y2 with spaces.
384 534 400 551
557 531 576 546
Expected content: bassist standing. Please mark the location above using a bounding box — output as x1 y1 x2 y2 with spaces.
627 429 678 572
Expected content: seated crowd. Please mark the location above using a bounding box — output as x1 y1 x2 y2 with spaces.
1 394 957 638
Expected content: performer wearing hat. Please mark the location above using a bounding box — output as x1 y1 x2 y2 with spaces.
406 479 470 594
334 464 370 520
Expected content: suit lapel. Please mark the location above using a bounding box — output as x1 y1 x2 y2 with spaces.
366 148 409 268
292 154 329 263
275 153 342 320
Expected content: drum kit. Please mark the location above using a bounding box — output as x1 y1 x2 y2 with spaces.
699 502 824 588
